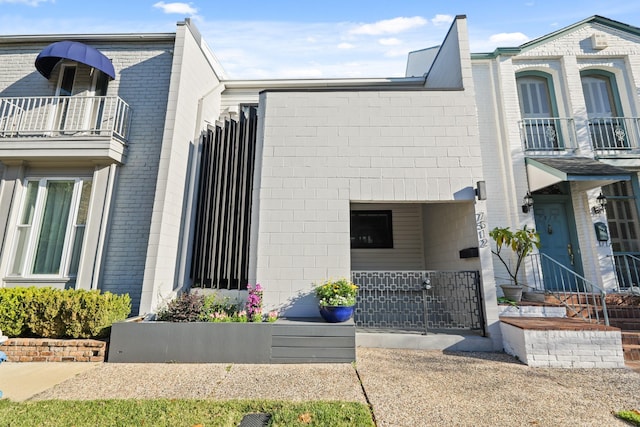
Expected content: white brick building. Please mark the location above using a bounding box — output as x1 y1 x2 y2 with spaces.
461 16 640 295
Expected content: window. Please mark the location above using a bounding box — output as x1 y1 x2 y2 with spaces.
603 182 640 253
581 72 627 149
350 210 393 248
516 73 561 150
9 177 92 278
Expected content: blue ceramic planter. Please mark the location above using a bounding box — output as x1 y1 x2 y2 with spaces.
319 305 354 323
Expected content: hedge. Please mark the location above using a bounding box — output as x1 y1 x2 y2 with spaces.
0 287 131 339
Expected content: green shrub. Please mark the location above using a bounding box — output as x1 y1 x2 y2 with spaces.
0 287 31 336
61 290 131 338
0 287 130 339
26 288 66 338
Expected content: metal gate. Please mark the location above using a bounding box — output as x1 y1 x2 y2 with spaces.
351 270 485 335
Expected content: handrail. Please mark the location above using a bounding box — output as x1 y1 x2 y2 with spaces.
607 253 640 291
528 253 609 325
0 96 131 141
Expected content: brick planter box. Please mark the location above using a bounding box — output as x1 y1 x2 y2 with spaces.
500 317 625 368
1 338 107 362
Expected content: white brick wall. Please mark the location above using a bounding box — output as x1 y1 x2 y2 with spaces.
473 19 640 293
501 322 625 368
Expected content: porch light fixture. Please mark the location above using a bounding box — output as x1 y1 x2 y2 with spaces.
521 192 534 213
475 181 487 200
592 192 607 214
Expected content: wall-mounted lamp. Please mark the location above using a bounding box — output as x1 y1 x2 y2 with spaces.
592 192 607 214
521 192 534 213
475 181 487 200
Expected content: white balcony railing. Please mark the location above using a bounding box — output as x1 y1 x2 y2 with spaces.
518 117 577 153
587 117 640 154
0 96 132 142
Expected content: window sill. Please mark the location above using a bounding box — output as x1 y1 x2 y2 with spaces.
3 276 73 289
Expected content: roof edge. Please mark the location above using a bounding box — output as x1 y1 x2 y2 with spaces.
0 33 176 44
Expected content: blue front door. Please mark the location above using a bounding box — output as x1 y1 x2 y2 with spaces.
533 199 582 290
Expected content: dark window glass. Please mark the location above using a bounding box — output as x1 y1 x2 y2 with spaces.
350 210 393 249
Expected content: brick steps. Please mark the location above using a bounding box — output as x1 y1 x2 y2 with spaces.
622 332 640 362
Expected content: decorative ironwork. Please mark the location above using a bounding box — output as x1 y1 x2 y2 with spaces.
519 118 575 152
587 117 640 151
351 270 485 335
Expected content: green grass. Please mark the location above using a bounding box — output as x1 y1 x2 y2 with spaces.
617 409 640 426
0 399 375 427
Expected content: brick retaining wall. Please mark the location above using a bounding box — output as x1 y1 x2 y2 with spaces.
1 338 106 362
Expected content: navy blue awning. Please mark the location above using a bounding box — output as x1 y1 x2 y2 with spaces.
35 40 116 80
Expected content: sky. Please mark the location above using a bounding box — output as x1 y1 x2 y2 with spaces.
1 0 640 79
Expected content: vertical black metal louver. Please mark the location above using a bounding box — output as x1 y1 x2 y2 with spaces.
191 105 258 289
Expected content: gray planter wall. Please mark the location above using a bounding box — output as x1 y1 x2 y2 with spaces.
108 318 355 363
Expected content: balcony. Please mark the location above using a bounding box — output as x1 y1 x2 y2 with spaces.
587 117 640 157
519 118 577 154
0 96 132 164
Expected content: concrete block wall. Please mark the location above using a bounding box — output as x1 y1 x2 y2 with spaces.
253 88 483 317
139 21 225 315
501 322 625 368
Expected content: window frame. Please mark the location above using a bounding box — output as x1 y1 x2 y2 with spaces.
350 210 394 249
7 176 90 279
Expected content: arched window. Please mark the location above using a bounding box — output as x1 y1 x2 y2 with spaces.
516 71 561 150
581 70 627 149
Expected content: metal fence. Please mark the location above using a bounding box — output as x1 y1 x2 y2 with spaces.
519 117 576 152
0 96 131 141
609 253 640 290
587 117 640 152
351 270 485 335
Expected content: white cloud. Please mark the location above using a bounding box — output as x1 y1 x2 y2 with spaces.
489 32 530 45
378 38 401 46
153 2 197 15
350 16 427 36
337 42 355 49
0 0 50 5
431 14 453 27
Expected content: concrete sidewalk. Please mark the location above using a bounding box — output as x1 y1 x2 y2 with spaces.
2 349 640 426
0 362 100 401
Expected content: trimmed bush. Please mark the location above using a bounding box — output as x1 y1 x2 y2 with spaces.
0 287 131 339
0 287 30 337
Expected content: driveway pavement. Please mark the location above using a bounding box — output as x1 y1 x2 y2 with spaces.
2 348 639 426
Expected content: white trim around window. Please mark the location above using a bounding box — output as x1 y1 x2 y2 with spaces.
7 176 92 279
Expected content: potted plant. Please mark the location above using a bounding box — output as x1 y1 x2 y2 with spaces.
489 225 541 302
314 278 359 323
